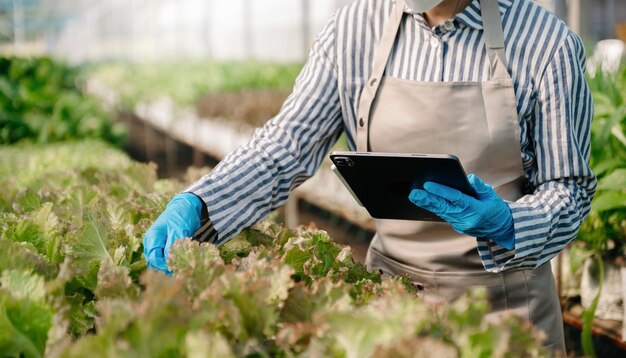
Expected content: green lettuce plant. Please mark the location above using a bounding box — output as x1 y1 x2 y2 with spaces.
0 57 126 145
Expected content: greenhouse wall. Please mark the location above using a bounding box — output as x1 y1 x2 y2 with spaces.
2 0 625 63
42 0 352 63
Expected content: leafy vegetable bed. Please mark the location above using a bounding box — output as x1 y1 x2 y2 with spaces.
0 57 126 145
0 141 545 357
89 61 302 109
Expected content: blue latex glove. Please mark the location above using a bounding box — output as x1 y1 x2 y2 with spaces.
408 174 515 250
143 193 203 274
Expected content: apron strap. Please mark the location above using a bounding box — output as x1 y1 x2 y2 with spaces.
356 0 405 152
356 0 510 152
480 0 509 80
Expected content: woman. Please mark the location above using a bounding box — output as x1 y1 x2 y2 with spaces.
143 0 596 351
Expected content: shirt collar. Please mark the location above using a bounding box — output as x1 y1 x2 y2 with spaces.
403 0 513 30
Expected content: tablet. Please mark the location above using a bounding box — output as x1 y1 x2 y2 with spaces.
329 151 475 221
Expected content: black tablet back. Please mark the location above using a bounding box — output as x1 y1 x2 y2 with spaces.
330 152 475 221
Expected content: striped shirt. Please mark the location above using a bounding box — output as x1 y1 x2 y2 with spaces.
186 0 596 272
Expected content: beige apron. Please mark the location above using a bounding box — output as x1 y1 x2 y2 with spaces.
358 0 565 350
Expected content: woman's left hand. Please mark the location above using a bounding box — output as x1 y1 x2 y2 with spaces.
408 174 515 250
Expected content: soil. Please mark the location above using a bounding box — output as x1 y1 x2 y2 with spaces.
195 89 292 127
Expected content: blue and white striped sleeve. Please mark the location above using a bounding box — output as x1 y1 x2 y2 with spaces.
477 31 597 272
185 15 343 245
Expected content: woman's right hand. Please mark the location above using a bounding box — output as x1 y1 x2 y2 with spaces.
142 193 203 274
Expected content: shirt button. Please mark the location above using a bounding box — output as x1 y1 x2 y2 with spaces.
444 20 455 31
430 37 440 48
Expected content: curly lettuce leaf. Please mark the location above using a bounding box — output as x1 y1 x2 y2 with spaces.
0 270 53 358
